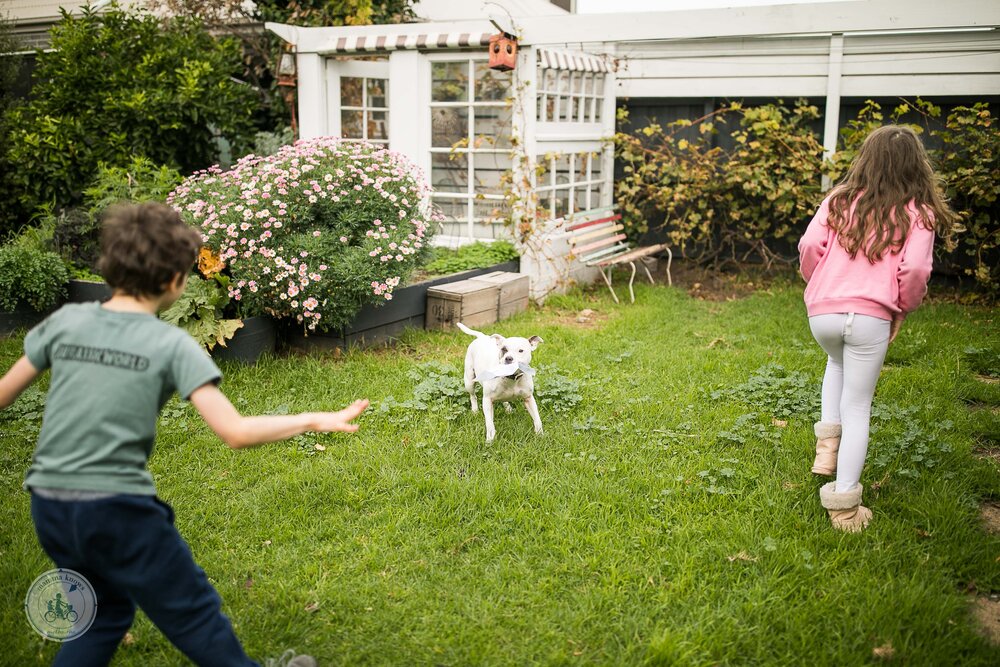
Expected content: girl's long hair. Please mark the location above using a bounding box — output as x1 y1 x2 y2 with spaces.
827 125 956 262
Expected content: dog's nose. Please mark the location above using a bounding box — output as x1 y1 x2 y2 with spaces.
504 356 513 364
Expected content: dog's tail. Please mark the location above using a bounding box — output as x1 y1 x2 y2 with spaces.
456 322 488 338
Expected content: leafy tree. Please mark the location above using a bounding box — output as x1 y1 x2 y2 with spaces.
0 3 256 227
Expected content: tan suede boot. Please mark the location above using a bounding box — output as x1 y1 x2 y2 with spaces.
812 422 841 476
819 482 872 532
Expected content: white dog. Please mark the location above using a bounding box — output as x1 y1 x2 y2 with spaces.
456 322 543 443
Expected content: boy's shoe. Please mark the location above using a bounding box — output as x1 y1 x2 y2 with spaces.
819 482 872 532
265 649 317 667
812 422 841 476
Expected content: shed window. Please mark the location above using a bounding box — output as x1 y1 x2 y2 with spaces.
535 151 604 218
340 76 389 143
537 67 604 123
430 59 512 234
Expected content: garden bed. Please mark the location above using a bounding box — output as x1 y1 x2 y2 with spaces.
284 259 519 351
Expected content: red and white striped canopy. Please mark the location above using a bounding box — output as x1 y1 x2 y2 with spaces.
326 31 494 53
536 48 611 73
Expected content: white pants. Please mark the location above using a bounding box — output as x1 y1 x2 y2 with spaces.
809 313 890 492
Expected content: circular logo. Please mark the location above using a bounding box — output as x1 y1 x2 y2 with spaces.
24 569 97 642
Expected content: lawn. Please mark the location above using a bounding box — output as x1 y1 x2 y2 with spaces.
1 278 998 665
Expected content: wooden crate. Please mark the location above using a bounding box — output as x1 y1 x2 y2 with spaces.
426 279 499 331
470 271 530 319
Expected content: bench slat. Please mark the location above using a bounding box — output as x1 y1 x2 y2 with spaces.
581 244 632 265
566 213 622 233
569 223 624 245
575 233 627 256
601 244 668 266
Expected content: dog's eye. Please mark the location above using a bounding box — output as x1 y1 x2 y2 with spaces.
519 349 524 353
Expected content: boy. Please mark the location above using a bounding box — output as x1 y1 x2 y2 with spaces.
0 203 368 666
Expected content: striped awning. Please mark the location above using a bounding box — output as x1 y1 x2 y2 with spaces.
536 48 611 73
326 31 494 53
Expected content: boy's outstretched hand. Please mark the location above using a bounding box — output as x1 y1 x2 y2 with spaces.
308 399 369 433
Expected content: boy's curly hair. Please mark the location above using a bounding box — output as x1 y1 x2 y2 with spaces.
98 202 202 297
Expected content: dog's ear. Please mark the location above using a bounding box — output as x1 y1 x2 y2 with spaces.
491 334 505 348
528 335 543 350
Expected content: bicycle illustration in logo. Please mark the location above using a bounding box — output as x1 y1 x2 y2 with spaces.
43 593 79 624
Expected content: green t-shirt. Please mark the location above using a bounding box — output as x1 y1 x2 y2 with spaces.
22 302 221 495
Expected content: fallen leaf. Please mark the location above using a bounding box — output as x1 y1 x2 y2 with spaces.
782 481 802 489
244 577 254 589
304 601 320 613
262 539 272 546
726 551 758 562
123 632 135 646
915 528 932 539
707 337 724 349
872 642 895 660
771 418 788 428
314 443 326 451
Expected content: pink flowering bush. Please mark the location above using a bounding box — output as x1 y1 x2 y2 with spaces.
167 138 440 331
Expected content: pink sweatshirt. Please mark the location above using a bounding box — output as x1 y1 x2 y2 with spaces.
798 196 935 321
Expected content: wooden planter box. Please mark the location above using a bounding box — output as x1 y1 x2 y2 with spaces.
425 272 530 331
286 259 519 351
0 303 52 337
67 279 112 303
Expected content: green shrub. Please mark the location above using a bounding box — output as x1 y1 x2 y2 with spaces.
616 98 1000 293
615 100 825 267
424 241 519 275
0 245 70 311
0 3 255 225
168 137 440 332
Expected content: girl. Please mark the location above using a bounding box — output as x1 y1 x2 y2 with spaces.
798 125 955 532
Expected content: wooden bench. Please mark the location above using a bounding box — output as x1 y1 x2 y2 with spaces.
565 206 672 303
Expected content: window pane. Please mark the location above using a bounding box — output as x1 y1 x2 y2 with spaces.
545 96 556 123
583 73 594 96
432 62 468 102
432 152 468 192
571 187 585 213
432 106 469 148
535 155 551 186
433 197 469 221
368 110 388 141
367 78 387 108
537 93 547 122
590 151 603 182
592 183 605 208
554 188 570 218
474 199 509 224
473 106 513 150
341 77 363 107
576 152 589 182
544 69 559 93
557 71 571 121
538 190 554 220
555 154 571 186
475 61 509 102
473 151 512 195
341 110 363 138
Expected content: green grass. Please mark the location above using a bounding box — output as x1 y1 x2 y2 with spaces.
1 282 998 665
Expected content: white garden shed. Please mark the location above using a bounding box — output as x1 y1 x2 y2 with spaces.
267 0 1000 298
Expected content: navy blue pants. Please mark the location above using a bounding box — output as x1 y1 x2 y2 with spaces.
31 492 258 667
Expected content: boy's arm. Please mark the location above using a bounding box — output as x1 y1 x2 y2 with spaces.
0 357 41 410
188 383 369 449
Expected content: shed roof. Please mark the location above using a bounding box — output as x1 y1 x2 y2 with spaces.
412 0 567 22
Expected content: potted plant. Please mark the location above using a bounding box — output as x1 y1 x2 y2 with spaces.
160 247 276 365
0 244 70 335
167 137 441 337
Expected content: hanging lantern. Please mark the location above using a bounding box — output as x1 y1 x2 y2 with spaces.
489 32 517 72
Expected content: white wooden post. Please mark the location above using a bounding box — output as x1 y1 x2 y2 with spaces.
821 33 844 191
296 53 327 139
